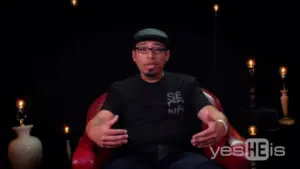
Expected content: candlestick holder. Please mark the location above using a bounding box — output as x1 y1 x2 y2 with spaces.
8 99 42 169
278 89 295 125
278 66 295 125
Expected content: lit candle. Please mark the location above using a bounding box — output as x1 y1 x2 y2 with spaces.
16 99 26 126
279 66 287 79
64 126 70 134
248 125 257 136
247 59 255 69
64 125 72 160
16 99 25 112
213 4 219 12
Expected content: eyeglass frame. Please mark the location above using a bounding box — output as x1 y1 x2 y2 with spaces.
134 47 168 55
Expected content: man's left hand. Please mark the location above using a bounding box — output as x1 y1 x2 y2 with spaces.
191 120 226 148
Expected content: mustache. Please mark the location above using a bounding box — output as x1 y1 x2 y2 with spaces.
145 63 158 65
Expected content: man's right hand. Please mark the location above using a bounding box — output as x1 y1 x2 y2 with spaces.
88 115 128 148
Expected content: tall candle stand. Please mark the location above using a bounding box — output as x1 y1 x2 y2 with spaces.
247 59 256 108
212 4 219 91
213 4 219 72
278 66 295 125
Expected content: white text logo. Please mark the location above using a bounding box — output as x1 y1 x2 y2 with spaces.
209 138 285 161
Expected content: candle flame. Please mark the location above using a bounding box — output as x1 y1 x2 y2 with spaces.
280 66 287 75
16 99 25 109
71 0 77 6
247 59 255 68
214 4 219 12
64 126 70 134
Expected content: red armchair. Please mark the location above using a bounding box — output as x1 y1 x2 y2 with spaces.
72 89 251 169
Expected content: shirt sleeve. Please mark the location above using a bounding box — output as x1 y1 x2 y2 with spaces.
99 84 123 115
189 77 212 113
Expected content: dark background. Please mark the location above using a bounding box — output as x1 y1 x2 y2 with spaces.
4 0 298 168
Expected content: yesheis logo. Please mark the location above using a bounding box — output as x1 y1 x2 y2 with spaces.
209 138 285 161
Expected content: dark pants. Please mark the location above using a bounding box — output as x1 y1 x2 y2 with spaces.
104 152 223 169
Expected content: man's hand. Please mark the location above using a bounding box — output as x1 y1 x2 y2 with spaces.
191 119 226 148
192 105 228 148
87 115 128 148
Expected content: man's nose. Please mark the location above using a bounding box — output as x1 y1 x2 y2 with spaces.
146 50 155 59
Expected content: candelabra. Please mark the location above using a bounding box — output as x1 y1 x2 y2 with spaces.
278 66 295 125
247 59 256 108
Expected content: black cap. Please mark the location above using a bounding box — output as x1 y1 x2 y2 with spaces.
133 28 171 49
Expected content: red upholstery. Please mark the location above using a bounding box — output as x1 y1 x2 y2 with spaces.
72 89 251 169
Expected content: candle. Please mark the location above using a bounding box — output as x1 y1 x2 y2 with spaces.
247 59 255 69
64 125 72 160
279 66 287 79
248 125 257 136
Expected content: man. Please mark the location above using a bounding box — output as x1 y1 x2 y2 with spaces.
86 28 228 169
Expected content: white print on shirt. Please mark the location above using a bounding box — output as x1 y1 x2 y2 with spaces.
166 91 185 115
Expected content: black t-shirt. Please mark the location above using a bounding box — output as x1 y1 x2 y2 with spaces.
100 71 211 153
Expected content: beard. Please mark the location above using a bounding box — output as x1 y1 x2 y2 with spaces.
144 68 157 78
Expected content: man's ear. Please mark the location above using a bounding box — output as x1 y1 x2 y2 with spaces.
132 50 136 62
165 50 170 62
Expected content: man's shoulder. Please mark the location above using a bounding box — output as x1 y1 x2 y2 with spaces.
110 75 139 90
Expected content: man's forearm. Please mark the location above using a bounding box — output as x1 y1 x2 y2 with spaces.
89 117 108 126
86 110 114 132
197 105 229 136
197 105 228 125
86 116 106 134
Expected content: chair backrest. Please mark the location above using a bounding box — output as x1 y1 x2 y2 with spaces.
86 88 223 123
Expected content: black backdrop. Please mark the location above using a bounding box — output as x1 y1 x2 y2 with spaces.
4 0 298 168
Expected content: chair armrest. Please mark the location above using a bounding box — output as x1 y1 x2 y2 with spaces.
222 126 251 169
204 126 251 169
72 134 100 169
227 125 246 146
72 133 112 169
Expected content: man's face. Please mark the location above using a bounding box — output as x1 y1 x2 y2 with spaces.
132 41 170 77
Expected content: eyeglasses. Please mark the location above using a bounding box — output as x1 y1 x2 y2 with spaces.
135 47 167 55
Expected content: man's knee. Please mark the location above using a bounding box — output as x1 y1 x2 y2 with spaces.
169 152 223 169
